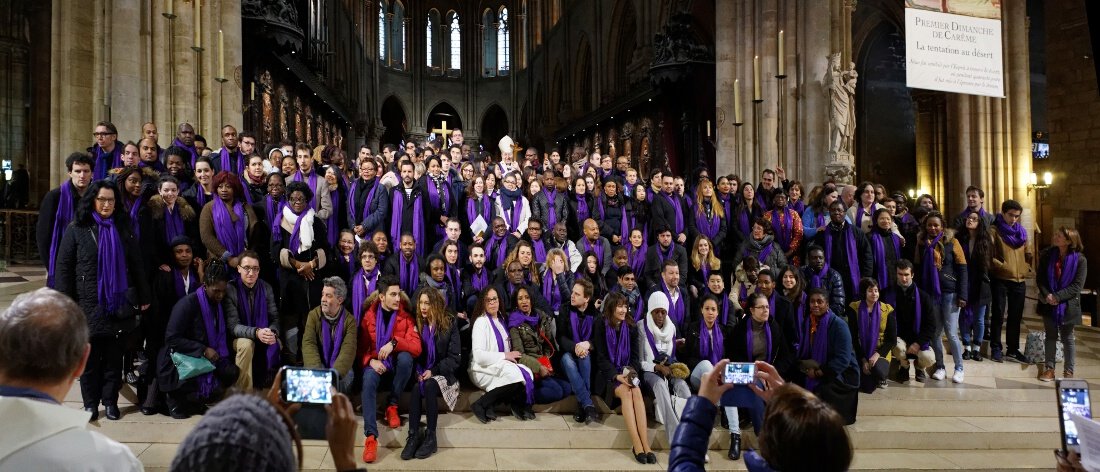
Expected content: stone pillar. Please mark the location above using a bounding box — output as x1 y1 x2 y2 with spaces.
1003 0 1034 232
715 0 736 176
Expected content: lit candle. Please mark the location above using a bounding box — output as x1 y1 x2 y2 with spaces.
734 79 742 123
706 120 711 137
777 30 785 77
250 82 255 100
194 1 201 48
218 29 225 78
166 0 173 17
753 56 761 101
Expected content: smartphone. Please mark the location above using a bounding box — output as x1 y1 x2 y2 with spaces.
281 367 336 404
723 362 756 385
1057 379 1092 453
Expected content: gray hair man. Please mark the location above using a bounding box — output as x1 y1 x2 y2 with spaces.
302 277 357 393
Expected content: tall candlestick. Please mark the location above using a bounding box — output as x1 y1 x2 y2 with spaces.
734 79 743 123
166 0 173 17
218 29 225 78
250 82 255 100
706 120 711 137
753 56 762 101
193 1 202 49
777 30 786 77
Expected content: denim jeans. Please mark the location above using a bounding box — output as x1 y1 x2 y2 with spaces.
1043 315 1076 372
559 352 593 408
961 304 987 348
689 361 739 433
930 292 963 371
990 278 1026 353
360 351 415 437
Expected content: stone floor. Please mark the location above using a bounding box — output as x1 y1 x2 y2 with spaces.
3 277 1089 471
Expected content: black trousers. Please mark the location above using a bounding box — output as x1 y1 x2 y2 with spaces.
409 378 442 433
990 278 1026 353
473 382 526 411
80 334 124 408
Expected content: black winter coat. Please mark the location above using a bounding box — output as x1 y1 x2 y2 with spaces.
56 222 150 337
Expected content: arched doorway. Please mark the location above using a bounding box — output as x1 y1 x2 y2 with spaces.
425 101 462 144
380 96 408 147
480 104 509 156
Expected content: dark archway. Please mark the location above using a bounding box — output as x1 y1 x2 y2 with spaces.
855 21 916 194
426 101 462 143
380 96 408 147
480 104 509 156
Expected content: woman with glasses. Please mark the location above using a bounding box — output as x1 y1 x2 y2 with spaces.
494 171 531 240
468 287 535 423
727 292 794 456
273 181 331 360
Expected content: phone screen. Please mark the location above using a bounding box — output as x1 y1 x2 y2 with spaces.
1060 385 1092 452
283 368 334 404
724 362 756 385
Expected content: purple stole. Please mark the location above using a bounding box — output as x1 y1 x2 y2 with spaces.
266 196 286 244
770 208 795 251
503 197 524 233
426 175 450 237
790 199 806 214
857 301 883 360
583 238 605 266
321 308 348 369
351 268 378 322
994 214 1028 248
699 320 724 365
809 264 830 289
662 281 686 326
445 264 462 305
390 186 426 257
800 312 833 392
1050 252 1082 325
662 192 685 235
488 234 509 268
349 179 378 225
172 138 198 168
718 194 733 229
575 194 590 222
542 270 562 312
292 169 321 210
487 314 534 403
212 200 247 255
466 195 493 227
237 281 280 373
531 238 548 263
196 287 229 397
824 224 861 292
91 144 122 180
713 290 731 325
885 286 927 350
417 324 437 394
854 203 878 231
735 205 753 236
657 243 675 265
471 267 489 293
570 310 594 344
920 233 945 299
93 214 128 313
745 320 774 363
46 183 76 287
746 239 775 264
374 308 399 369
606 320 632 371
508 309 541 330
696 203 721 241
543 189 559 229
193 185 211 210
219 148 243 175
628 244 647 277
398 254 420 295
173 267 198 298
870 231 901 289
327 186 342 247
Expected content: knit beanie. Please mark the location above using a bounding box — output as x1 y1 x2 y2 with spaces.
647 291 670 317
169 394 296 472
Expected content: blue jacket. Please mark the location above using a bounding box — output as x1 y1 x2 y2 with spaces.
669 396 780 472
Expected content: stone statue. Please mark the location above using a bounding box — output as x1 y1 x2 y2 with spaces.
825 53 858 156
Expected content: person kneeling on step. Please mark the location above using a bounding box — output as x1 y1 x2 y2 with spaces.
302 277 357 394
884 260 936 383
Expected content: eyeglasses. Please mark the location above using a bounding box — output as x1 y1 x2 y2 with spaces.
751 305 770 311
289 197 308 204
485 296 498 302
93 132 116 137
95 197 116 205
239 266 260 274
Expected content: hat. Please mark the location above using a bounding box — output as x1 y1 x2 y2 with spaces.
498 135 514 154
647 291 670 316
170 395 296 472
168 235 195 250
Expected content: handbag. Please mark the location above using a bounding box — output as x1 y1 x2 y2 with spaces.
1025 330 1064 364
171 351 216 381
432 375 461 411
536 328 556 378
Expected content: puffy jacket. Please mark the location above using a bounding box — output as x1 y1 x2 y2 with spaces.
530 189 567 230
801 266 848 318
915 232 969 298
668 396 716 472
358 295 422 367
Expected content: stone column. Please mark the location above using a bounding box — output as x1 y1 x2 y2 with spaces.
714 0 736 176
1003 0 1034 231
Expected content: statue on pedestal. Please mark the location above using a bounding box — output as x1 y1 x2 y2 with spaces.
824 53 858 183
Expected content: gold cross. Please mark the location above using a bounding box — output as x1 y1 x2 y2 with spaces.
431 121 453 140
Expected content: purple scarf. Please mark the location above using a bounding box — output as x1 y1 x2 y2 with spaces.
374 308 399 369
92 144 122 180
508 309 541 330
237 281 280 371
790 199 806 214
466 195 493 228
126 195 144 240
426 174 450 213
663 192 685 235
193 185 210 209
93 214 129 313
488 314 534 404
390 186 426 257
488 233 509 268
1050 252 1082 326
399 254 420 295
745 319 773 363
164 202 185 243
575 194 590 222
736 206 753 236
292 169 321 210
770 208 794 250
858 301 882 360
544 189 559 229
172 138 198 168
266 196 285 244
542 270 562 312
824 224 861 292
46 183 76 287
855 203 877 231
885 285 927 350
994 214 1028 248
471 267 489 293
957 206 988 225
531 238 548 263
570 309 594 344
696 202 722 240
920 233 945 299
173 267 198 298
350 178 378 224
321 308 348 369
745 237 776 264
699 320 724 365
628 244 647 276
196 287 229 397
870 231 901 289
715 290 732 325
809 263 830 289
351 268 379 322
662 281 686 326
212 199 247 256
583 238 605 265
219 148 243 175
606 320 632 371
801 312 833 392
326 187 342 248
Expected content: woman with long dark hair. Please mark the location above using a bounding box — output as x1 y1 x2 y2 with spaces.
461 174 493 245
868 208 903 291
57 180 151 421
731 182 763 240
468 287 535 423
592 292 653 464
143 175 202 271
402 288 460 460
956 212 993 361
567 176 593 241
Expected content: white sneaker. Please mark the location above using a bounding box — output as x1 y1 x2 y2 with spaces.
705 453 711 463
932 367 946 380
952 369 964 384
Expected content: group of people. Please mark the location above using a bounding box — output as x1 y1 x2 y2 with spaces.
30 119 1088 466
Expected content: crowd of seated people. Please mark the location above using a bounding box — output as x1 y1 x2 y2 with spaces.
20 120 1086 467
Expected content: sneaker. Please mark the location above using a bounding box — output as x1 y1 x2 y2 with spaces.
952 369 964 384
878 379 889 389
362 435 378 463
1038 369 1056 382
991 349 1004 363
931 367 946 381
915 368 926 383
971 350 983 362
1006 350 1029 364
962 350 971 361
386 404 401 429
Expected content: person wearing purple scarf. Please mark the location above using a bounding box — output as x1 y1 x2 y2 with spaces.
844 278 896 393
815 200 872 301
159 261 239 419
89 121 122 180
576 218 613 275
495 172 530 238
506 286 571 413
404 287 461 460
484 216 516 272
140 236 200 415
289 143 333 220
592 293 653 463
349 159 390 241
797 288 859 425
765 189 803 264
56 180 151 421
915 211 968 384
303 277 358 394
989 199 1033 363
652 174 694 246
693 179 728 255
726 293 795 454
532 171 566 236
210 125 245 175
275 182 332 360
884 260 937 383
952 185 996 229
683 295 740 458
383 234 422 296
390 160 427 257
420 156 455 247
567 176 594 241
468 287 536 425
1036 227 1088 382
172 122 199 168
462 246 492 310
38 152 93 288
226 251 281 390
352 244 383 321
556 278 601 424
200 172 257 265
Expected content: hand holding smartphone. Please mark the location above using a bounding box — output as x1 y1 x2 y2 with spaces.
1057 379 1092 454
723 362 756 385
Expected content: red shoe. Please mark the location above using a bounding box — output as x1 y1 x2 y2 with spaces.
362 435 377 463
386 404 401 429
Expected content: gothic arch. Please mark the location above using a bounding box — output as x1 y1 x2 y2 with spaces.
380 95 409 146
573 34 593 113
480 103 510 155
425 100 463 136
608 0 639 93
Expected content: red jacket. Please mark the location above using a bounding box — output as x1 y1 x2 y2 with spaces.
359 297 422 367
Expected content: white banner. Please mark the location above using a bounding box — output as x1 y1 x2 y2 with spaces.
905 8 1004 98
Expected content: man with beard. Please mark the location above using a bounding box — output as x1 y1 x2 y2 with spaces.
89 122 121 180
138 138 167 173
643 225 689 291
389 160 427 256
383 234 422 296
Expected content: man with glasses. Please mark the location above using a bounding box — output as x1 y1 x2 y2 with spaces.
226 251 280 390
90 121 121 180
238 131 257 160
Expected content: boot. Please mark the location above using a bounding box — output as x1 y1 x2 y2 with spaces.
400 428 422 460
728 432 742 460
415 429 438 459
894 364 910 383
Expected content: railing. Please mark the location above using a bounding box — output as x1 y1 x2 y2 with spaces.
0 209 38 263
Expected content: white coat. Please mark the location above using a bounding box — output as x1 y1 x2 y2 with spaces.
468 314 532 392
0 397 142 471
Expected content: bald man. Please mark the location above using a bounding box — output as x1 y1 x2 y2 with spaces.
575 218 613 276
